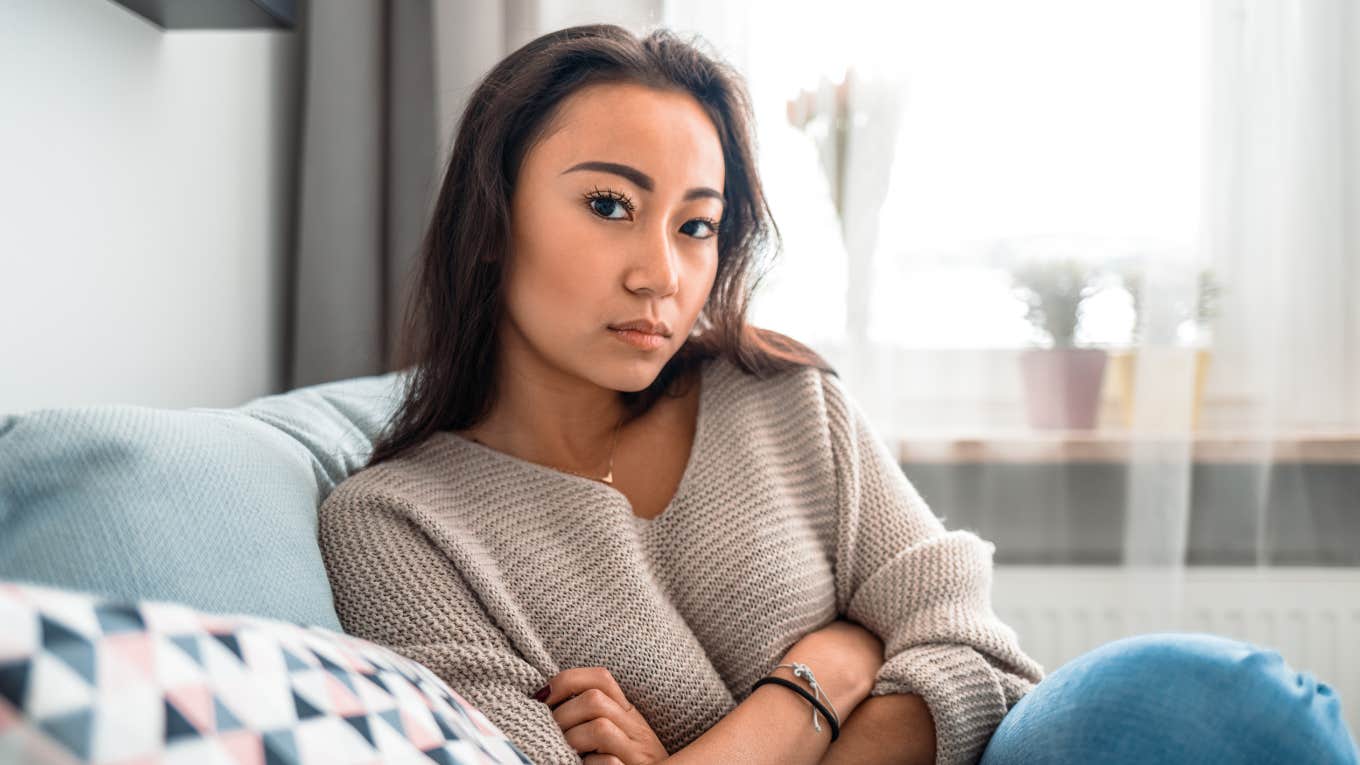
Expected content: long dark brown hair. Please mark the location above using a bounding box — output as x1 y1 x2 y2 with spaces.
366 23 835 469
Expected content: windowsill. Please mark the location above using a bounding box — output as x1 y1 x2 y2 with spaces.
895 438 1360 566
895 430 1360 464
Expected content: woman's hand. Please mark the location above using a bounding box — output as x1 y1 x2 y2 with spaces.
536 666 669 764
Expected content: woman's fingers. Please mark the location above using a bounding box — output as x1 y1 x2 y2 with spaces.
561 713 638 758
552 687 633 732
542 666 630 711
533 666 668 763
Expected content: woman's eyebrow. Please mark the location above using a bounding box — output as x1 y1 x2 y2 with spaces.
561 160 723 203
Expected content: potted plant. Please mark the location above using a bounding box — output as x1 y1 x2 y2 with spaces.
1107 266 1222 429
785 69 853 222
1009 257 1110 429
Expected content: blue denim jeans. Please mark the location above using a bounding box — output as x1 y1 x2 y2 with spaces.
980 632 1360 764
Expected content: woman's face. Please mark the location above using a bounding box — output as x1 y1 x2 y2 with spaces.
500 81 725 393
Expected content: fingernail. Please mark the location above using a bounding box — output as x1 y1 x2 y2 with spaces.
531 683 550 702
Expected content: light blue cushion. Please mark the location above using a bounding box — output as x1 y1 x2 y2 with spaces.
0 371 407 631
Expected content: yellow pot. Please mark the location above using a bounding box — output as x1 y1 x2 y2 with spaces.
1106 348 1213 429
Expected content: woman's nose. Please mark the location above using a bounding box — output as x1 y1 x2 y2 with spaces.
626 229 680 296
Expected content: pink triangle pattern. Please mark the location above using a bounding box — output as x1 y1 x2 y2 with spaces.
198 613 238 635
217 729 264 765
324 673 365 717
454 701 506 739
333 638 376 674
97 639 149 691
166 684 216 734
0 694 18 733
400 707 442 751
104 633 157 681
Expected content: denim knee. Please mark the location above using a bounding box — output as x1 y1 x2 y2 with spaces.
980 632 1360 765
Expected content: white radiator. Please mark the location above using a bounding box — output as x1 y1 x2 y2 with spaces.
993 566 1360 736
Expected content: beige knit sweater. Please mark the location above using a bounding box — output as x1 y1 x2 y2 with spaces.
317 355 1045 765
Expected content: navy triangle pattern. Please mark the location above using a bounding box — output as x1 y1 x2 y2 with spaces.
0 580 535 765
171 634 203 665
281 646 312 672
38 615 84 649
293 688 325 720
378 707 404 737
94 602 145 634
316 651 347 674
0 660 31 710
343 713 376 747
40 616 97 685
212 633 246 663
38 706 95 760
262 728 298 765
433 712 460 740
326 663 359 695
164 698 201 741
423 746 459 765
367 671 391 694
214 696 244 732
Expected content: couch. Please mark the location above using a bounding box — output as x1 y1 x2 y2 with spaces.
0 372 535 763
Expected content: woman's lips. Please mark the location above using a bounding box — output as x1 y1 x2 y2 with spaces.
608 327 667 350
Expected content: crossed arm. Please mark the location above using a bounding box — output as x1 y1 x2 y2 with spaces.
819 692 937 765
817 370 1039 765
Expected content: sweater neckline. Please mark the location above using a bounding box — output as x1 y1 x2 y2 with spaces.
444 357 720 525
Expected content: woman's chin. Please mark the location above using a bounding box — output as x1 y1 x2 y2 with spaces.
595 357 671 393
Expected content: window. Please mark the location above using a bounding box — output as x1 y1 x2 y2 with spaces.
729 0 1202 351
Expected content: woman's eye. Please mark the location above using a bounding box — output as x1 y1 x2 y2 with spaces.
587 196 630 220
681 219 719 240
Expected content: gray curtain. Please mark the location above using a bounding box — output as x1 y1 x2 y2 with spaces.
287 0 527 388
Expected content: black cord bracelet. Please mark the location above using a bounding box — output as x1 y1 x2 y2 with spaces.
751 676 841 742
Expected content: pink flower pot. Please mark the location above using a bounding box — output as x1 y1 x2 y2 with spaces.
1018 348 1109 430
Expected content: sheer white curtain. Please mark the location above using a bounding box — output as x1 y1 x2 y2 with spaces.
649 0 1360 723
655 1 1360 538
1207 0 1360 431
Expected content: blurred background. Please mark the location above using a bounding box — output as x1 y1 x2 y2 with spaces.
2 0 1357 732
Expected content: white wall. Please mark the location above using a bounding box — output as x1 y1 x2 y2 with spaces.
0 0 298 413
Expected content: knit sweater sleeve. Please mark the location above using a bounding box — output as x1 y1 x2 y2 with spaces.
316 482 582 765
821 371 1045 765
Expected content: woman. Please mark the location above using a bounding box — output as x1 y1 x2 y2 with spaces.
317 23 1359 765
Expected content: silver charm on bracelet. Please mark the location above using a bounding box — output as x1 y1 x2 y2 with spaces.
773 661 840 732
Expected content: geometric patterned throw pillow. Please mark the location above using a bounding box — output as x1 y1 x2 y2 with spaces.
0 580 532 764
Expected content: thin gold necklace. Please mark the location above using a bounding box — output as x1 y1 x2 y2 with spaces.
556 411 624 484
473 411 625 485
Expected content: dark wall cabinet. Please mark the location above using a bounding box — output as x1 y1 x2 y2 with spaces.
109 0 296 30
